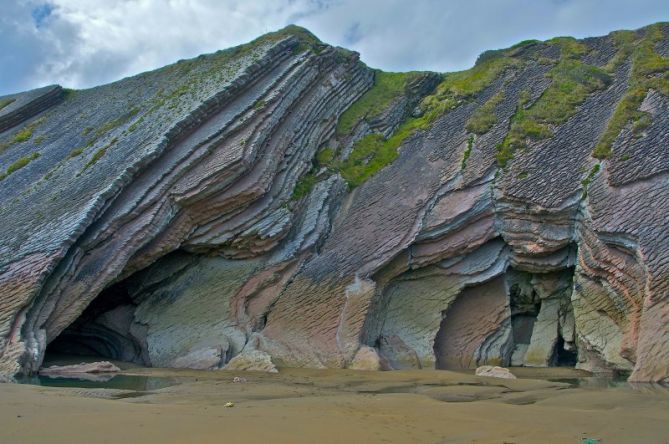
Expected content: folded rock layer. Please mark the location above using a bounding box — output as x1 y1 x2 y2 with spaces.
0 24 668 382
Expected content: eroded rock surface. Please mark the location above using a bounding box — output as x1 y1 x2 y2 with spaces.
1 24 668 382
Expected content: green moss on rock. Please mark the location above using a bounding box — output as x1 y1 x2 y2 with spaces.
331 42 524 188
496 39 611 167
336 71 415 136
0 98 15 111
461 135 475 169
69 148 84 158
82 138 117 172
581 163 601 198
593 24 669 159
466 92 504 134
292 169 320 200
0 118 44 154
0 152 40 181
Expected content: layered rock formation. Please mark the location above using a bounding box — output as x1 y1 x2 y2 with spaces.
1 24 668 382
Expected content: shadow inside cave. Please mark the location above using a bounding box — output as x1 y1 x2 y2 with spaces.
45 279 149 366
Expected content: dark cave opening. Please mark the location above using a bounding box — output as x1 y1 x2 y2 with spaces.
45 280 149 366
433 268 577 370
555 334 578 367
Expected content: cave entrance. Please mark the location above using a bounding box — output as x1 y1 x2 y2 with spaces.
508 269 578 368
433 269 577 370
44 279 149 367
555 334 578 367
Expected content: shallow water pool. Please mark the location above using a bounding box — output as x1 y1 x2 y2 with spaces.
15 373 178 391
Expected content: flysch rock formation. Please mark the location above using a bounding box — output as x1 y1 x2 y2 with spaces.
0 24 668 382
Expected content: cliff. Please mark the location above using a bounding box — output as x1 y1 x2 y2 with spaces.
0 23 668 382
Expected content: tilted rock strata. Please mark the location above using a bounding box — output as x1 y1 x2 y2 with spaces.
0 85 64 133
0 24 668 382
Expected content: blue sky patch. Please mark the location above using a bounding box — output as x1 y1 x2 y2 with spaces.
32 3 54 28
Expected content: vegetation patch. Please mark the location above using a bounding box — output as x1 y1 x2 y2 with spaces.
466 92 504 134
336 71 415 136
264 25 324 54
0 152 40 181
461 135 475 169
316 147 335 165
476 40 540 65
14 126 35 143
496 40 611 167
82 138 117 172
292 168 320 200
327 42 524 188
0 118 44 154
422 55 519 117
128 116 145 132
0 97 15 111
581 163 601 198
593 24 669 159
69 148 84 158
62 89 77 100
93 108 140 140
290 147 338 200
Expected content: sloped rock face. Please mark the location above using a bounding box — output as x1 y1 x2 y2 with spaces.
0 28 372 377
1 25 668 382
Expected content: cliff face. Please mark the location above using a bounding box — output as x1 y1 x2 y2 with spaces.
1 24 668 382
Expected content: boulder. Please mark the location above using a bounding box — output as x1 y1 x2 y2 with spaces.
349 346 389 371
224 350 278 373
475 365 517 379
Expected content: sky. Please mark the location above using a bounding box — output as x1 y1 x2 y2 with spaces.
1 0 668 96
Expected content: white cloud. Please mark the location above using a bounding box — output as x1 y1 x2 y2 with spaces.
1 0 667 95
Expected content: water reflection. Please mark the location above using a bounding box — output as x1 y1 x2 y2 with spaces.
15 374 177 391
550 376 669 393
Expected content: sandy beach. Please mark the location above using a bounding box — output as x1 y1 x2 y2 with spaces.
2 365 669 444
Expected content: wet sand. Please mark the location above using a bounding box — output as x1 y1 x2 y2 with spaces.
2 365 669 444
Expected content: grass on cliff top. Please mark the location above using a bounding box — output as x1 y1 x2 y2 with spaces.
495 38 612 167
0 97 15 111
424 54 520 113
320 43 523 189
0 152 40 181
593 24 669 159
339 50 522 185
143 25 333 122
336 71 416 136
